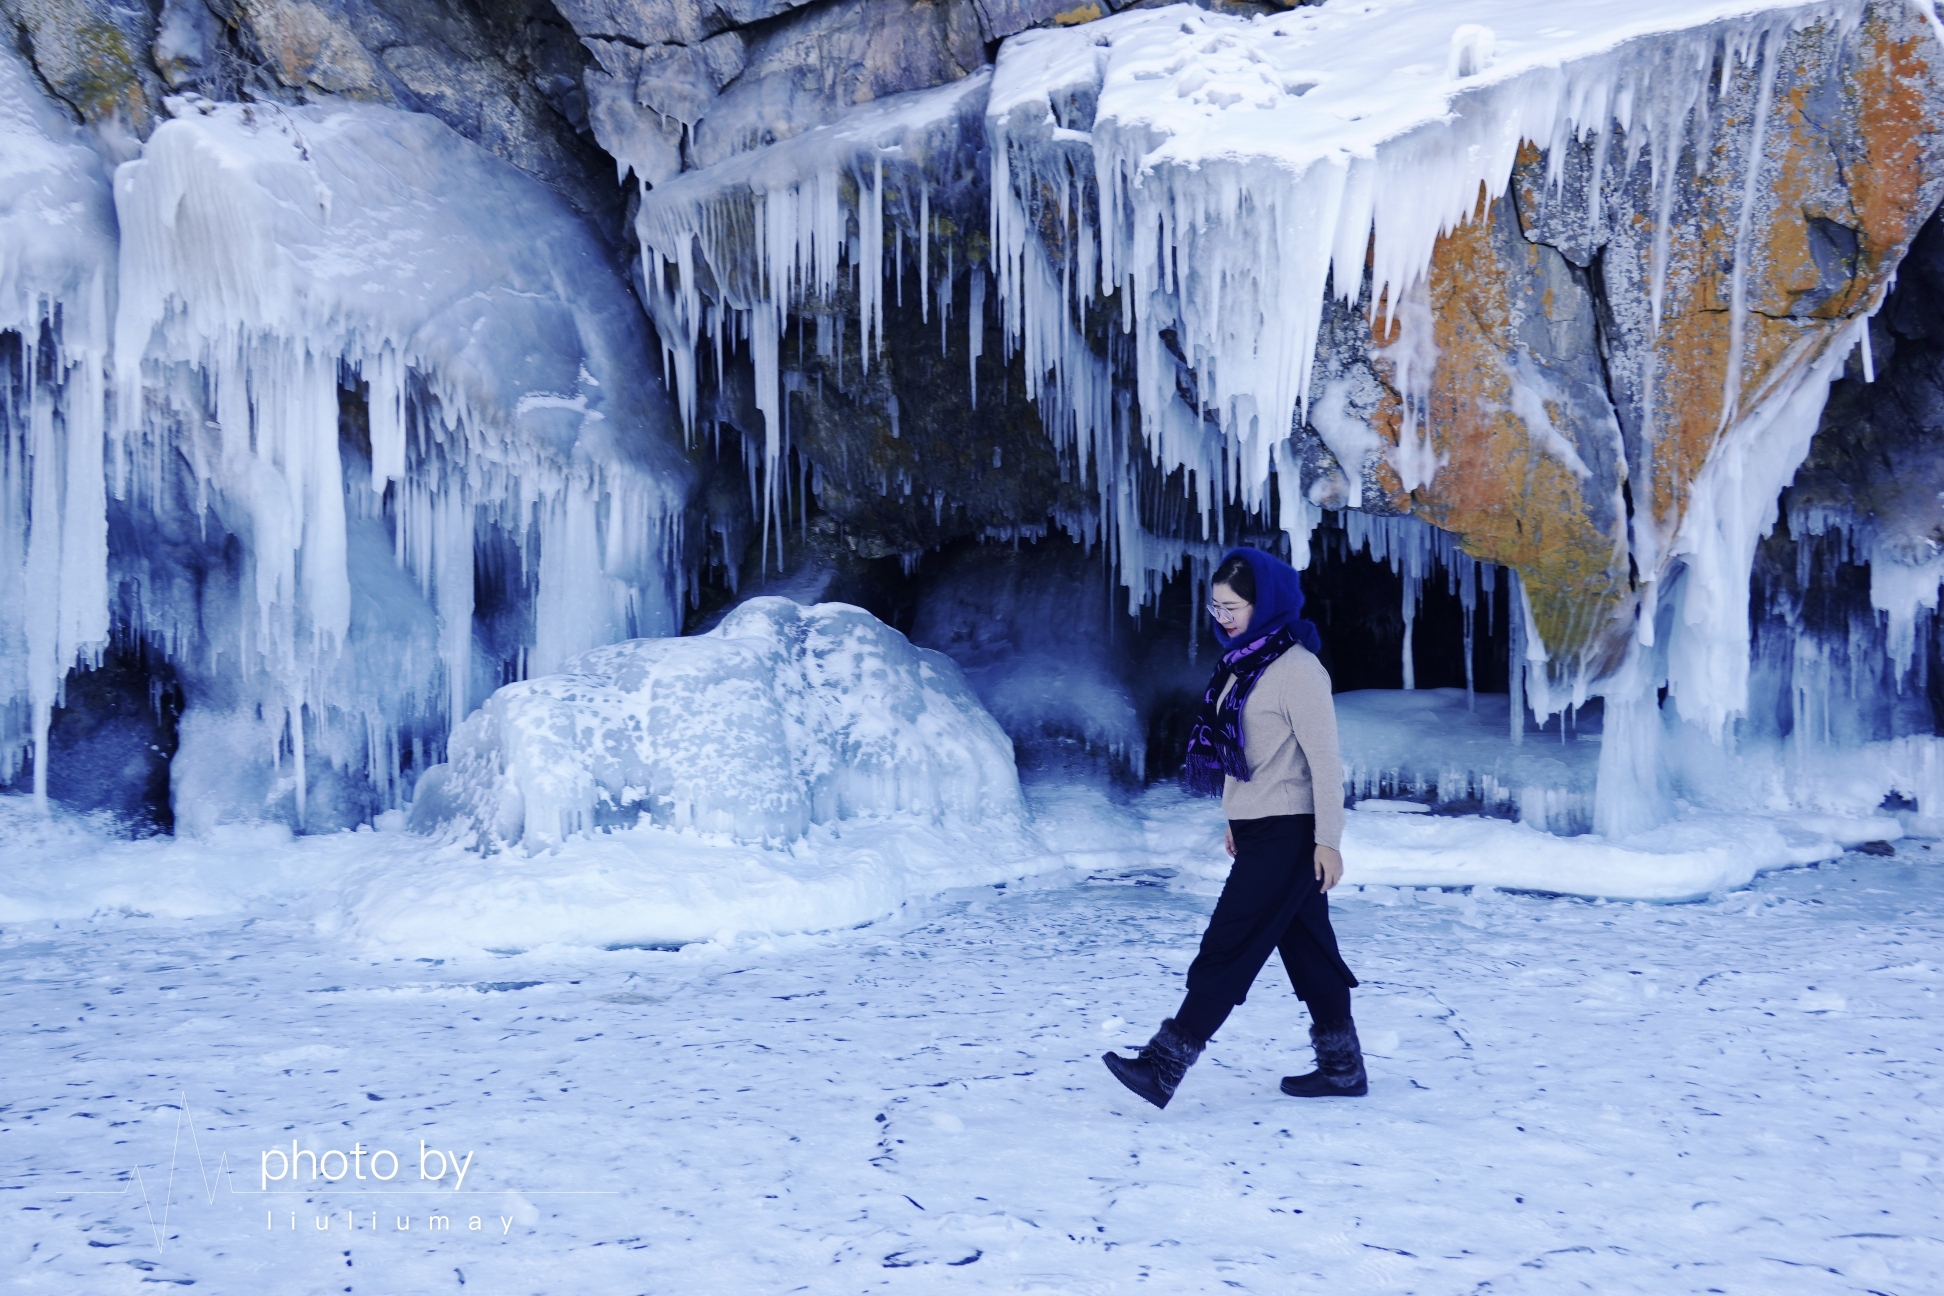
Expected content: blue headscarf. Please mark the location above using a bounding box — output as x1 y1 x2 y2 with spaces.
1210 546 1323 655
1183 546 1324 795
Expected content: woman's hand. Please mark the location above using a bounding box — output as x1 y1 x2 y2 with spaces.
1314 844 1343 892
1224 826 1236 859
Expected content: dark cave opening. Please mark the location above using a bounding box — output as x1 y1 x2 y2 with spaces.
4 639 185 834
1300 519 1514 696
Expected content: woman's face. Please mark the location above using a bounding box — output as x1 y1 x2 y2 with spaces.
1208 582 1253 637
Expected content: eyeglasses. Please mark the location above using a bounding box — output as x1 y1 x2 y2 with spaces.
1206 600 1251 622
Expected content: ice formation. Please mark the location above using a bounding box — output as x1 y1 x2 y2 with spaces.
410 597 1023 849
5 0 1942 861
988 0 1861 510
995 4 1870 600
0 45 115 809
628 73 992 563
613 0 1941 837
1 51 710 828
1337 688 1597 833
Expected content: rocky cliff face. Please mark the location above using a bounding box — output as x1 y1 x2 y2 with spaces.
3 0 619 221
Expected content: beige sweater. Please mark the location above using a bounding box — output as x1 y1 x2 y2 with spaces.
1218 646 1345 849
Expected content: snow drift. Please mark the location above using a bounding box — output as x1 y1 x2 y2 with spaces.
411 598 1023 849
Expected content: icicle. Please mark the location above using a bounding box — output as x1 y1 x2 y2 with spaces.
860 156 884 371
1509 589 1526 747
939 243 954 354
752 304 785 572
290 690 307 827
968 263 986 408
435 490 473 729
1718 30 1781 432
1401 570 1419 690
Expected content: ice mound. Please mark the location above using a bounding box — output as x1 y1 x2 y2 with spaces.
411 598 1023 849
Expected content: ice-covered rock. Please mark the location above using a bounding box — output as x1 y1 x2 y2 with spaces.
569 0 986 186
4 0 166 137
991 1 1944 697
410 597 1022 849
628 69 994 559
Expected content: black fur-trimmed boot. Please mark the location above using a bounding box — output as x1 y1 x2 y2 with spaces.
1103 1018 1205 1109
1280 1019 1368 1097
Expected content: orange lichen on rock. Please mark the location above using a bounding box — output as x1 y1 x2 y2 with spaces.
1356 4 1944 684
1051 3 1105 26
1369 183 1632 673
1639 9 1937 544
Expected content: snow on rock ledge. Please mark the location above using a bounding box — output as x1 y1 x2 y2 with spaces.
410 598 1023 849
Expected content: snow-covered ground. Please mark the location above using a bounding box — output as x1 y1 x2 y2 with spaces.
0 763 1902 955
5 775 1943 1293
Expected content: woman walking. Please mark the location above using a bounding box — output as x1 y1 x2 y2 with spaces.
1104 545 1366 1108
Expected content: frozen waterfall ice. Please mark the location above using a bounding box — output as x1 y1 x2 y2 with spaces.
0 44 115 812
110 98 698 831
3 69 699 830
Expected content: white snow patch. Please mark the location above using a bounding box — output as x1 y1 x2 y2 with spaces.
0 769 1912 959
1341 804 1898 900
1354 799 1431 813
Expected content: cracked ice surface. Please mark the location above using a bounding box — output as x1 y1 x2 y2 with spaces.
4 782 1942 1291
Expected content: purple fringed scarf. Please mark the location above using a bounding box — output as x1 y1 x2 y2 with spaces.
1181 624 1302 795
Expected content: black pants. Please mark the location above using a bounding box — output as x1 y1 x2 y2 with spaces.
1177 814 1356 1042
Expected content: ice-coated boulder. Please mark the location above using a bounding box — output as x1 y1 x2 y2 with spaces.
410 598 1022 848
